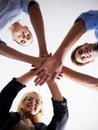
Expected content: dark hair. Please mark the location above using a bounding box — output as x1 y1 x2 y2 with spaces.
71 45 90 66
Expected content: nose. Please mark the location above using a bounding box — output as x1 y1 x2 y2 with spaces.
31 99 36 105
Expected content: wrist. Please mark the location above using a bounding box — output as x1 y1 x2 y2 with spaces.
53 54 63 64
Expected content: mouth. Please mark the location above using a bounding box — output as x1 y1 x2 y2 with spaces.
28 104 35 110
83 47 93 55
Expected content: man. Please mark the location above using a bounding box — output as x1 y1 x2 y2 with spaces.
0 0 49 67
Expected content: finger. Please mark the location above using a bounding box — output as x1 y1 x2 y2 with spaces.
39 75 51 86
30 68 38 72
34 69 45 82
57 72 63 77
31 64 36 67
34 73 47 86
35 75 46 86
51 72 57 81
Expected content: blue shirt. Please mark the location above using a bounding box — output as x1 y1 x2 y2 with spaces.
75 10 98 40
0 0 35 33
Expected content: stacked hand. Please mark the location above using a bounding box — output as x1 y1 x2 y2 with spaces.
33 55 63 85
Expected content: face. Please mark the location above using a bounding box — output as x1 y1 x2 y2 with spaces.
22 93 42 116
74 43 96 64
12 26 33 46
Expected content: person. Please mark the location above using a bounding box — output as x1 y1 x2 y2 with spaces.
71 42 98 66
34 10 98 85
0 68 68 130
0 0 50 66
61 66 98 91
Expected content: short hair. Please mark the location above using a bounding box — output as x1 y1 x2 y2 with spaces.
71 45 90 66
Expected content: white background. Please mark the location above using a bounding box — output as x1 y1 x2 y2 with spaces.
0 0 98 130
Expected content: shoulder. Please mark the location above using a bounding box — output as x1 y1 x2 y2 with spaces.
21 0 39 13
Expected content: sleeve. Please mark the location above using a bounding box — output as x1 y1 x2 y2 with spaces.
47 97 69 130
75 10 98 32
21 0 39 13
0 78 26 120
95 28 98 40
0 39 7 45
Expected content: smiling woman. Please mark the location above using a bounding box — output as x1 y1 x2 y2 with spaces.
0 69 68 130
72 42 97 65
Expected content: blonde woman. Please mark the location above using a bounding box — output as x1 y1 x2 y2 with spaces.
0 69 68 130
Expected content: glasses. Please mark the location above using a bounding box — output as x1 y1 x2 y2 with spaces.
25 96 42 105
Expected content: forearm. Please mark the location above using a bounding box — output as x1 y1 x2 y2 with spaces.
54 20 85 62
16 69 36 85
29 1 48 56
47 80 63 102
62 66 98 90
0 43 40 66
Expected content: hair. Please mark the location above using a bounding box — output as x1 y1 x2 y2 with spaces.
17 91 43 122
71 45 90 66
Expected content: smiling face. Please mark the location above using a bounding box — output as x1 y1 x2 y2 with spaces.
74 43 96 64
12 26 33 46
20 92 43 116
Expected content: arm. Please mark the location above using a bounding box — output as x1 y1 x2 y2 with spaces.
34 19 86 85
47 80 63 102
0 43 43 67
28 1 49 57
0 69 36 121
62 66 98 91
47 80 68 130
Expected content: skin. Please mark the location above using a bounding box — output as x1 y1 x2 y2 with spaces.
0 1 49 67
9 22 33 46
22 93 42 117
62 66 98 91
34 19 86 85
74 43 98 64
16 68 64 126
0 43 44 67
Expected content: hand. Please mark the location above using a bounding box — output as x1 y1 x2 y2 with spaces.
34 56 63 85
39 52 52 58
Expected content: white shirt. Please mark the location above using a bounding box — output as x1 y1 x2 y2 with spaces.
0 0 34 33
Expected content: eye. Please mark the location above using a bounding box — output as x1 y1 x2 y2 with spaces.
20 40 26 44
36 100 42 105
27 97 34 101
26 34 31 40
78 49 83 55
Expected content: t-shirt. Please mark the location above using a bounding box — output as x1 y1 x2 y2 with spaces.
0 0 36 33
75 10 98 40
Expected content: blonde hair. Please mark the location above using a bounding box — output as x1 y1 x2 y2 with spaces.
17 91 43 122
